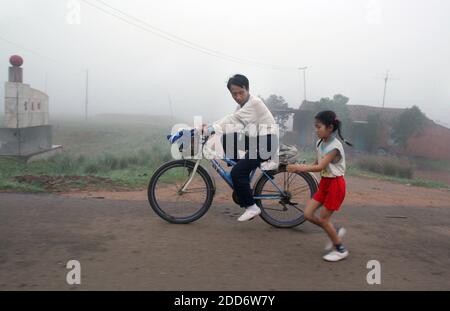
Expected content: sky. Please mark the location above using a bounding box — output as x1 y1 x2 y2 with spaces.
0 0 449 126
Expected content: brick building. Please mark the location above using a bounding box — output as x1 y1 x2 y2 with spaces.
288 102 450 161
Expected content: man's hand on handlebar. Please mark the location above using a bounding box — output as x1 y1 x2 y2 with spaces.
198 124 215 137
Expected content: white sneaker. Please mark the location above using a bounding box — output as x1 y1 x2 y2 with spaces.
323 250 349 262
237 205 261 222
324 227 347 251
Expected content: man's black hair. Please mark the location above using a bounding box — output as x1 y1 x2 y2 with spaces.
227 74 249 90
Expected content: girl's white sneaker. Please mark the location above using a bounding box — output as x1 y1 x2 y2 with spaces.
324 227 347 251
323 250 349 262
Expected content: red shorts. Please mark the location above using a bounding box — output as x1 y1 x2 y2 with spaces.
312 176 346 211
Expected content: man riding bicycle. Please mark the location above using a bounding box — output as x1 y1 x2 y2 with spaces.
202 74 279 222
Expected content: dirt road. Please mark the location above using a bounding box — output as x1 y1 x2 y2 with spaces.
1 176 449 290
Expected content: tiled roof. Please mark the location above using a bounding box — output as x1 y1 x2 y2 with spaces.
298 102 406 122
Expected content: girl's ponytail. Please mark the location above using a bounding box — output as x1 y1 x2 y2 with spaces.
334 119 353 147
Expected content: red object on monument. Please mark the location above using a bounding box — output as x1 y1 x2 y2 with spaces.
9 55 24 67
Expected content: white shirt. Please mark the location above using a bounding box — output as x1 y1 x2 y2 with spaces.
211 95 278 137
316 136 346 177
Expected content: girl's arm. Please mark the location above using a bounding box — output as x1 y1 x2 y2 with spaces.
287 150 338 173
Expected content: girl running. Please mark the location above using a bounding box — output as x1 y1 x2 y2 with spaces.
287 110 352 262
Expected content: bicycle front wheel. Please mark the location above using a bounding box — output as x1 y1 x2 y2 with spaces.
148 160 215 224
254 166 318 228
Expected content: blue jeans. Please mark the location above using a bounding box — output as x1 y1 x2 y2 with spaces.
230 157 262 208
229 134 276 208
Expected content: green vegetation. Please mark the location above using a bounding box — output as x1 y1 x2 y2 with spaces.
264 94 291 133
0 179 45 193
348 154 449 189
307 94 352 135
354 155 414 179
347 167 448 189
0 115 174 192
267 148 447 189
0 148 172 192
363 113 382 152
391 105 427 147
411 157 450 172
1 114 448 193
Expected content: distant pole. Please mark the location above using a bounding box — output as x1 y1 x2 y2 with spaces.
85 69 89 121
298 66 308 104
168 93 174 124
382 70 389 109
16 83 21 155
44 72 48 93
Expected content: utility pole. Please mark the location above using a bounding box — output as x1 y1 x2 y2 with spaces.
378 70 399 110
168 93 174 124
298 66 308 104
16 83 21 155
44 72 48 93
382 70 389 109
85 69 89 121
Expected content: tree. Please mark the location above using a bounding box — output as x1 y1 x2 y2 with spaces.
306 94 352 136
264 94 291 133
391 105 427 147
364 113 382 152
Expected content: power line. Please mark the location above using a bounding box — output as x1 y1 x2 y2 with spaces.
81 0 266 68
0 35 85 75
85 69 89 120
0 35 60 66
94 0 242 62
95 0 292 70
80 0 296 71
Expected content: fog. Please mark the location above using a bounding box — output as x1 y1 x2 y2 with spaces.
1 0 449 126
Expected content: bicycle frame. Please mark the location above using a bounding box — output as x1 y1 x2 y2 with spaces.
210 157 284 200
175 131 286 201
184 157 286 201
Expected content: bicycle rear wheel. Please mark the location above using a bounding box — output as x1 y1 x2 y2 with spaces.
148 160 215 224
253 166 318 228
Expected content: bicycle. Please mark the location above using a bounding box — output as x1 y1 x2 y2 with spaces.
147 129 319 228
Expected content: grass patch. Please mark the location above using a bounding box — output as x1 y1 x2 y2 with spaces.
0 147 172 192
347 167 448 189
4 115 445 193
411 157 450 172
0 116 190 192
353 155 414 179
0 179 45 193
51 116 172 158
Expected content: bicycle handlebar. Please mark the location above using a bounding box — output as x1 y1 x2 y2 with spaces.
167 128 215 146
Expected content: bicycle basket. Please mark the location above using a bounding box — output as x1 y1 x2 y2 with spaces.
278 144 300 165
167 129 200 158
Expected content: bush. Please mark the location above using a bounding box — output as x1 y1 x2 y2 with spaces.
355 155 414 179
75 148 171 175
84 162 100 174
101 153 120 170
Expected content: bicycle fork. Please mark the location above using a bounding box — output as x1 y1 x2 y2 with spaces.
179 159 201 193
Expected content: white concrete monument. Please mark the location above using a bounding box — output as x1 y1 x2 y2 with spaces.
0 55 62 162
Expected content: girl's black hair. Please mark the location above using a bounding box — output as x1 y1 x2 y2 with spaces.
227 74 249 90
315 110 353 147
